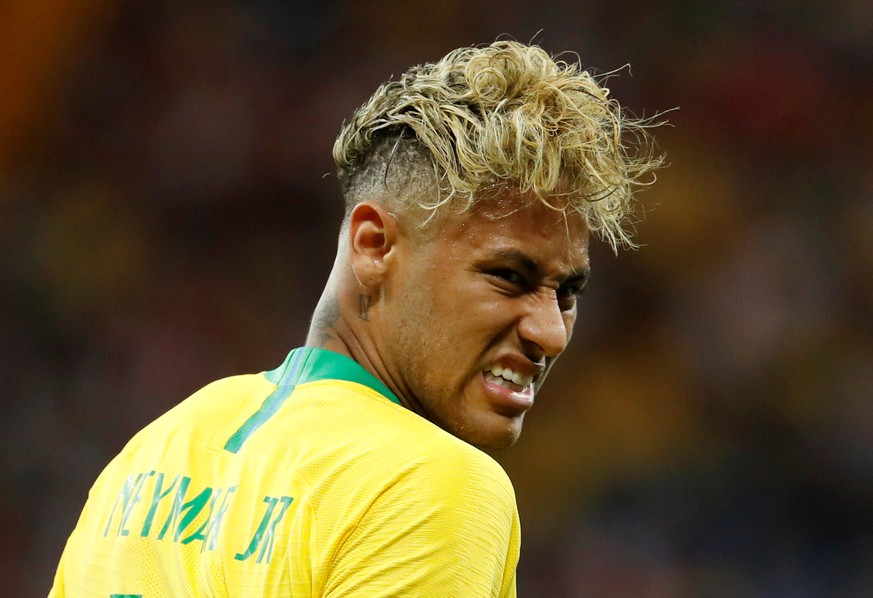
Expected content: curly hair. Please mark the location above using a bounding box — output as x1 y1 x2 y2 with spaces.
333 40 664 251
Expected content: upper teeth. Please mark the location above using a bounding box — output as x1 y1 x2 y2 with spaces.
487 365 533 388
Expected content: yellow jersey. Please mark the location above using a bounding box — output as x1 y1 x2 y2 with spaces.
50 347 520 596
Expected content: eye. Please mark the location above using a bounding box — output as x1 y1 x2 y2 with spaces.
486 268 528 292
556 283 585 309
490 268 525 285
557 272 589 301
557 284 584 299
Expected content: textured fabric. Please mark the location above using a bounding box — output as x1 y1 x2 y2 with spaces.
50 348 520 597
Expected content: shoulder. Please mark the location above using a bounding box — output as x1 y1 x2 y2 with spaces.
301 379 515 496
284 378 516 509
400 429 516 506
389 433 519 542
311 396 521 596
323 384 517 521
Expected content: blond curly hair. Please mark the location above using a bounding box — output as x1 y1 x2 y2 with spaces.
333 40 664 251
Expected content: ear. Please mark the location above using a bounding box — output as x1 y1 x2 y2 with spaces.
347 202 399 289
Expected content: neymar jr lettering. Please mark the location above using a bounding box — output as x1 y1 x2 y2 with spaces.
102 470 293 565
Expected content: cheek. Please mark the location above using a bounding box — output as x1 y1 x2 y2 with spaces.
389 290 453 369
391 270 496 372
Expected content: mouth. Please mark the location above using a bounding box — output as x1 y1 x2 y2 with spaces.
480 363 538 417
483 364 534 392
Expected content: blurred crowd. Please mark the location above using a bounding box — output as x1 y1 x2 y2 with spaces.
1 1 871 596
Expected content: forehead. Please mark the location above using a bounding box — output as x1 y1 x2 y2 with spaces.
434 193 590 269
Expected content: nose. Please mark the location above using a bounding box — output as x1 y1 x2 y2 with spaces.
517 290 570 359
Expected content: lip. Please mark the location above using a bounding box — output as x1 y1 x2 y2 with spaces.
480 370 535 416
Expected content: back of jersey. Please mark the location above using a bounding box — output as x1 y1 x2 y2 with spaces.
49 367 314 596
50 347 519 597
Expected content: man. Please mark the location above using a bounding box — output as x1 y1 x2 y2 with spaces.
50 40 661 596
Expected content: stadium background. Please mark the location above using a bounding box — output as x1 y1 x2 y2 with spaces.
2 0 872 595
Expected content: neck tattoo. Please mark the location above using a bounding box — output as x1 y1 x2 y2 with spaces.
358 295 371 321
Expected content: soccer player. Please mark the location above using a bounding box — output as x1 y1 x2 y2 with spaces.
50 41 662 596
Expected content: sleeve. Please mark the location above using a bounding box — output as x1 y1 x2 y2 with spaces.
321 448 520 598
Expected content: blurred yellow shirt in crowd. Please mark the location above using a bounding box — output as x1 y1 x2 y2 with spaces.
50 347 519 597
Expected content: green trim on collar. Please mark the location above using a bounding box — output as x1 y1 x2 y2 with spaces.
225 348 400 454
264 347 400 406
300 348 402 405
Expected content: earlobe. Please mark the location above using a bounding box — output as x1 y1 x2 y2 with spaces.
348 202 398 288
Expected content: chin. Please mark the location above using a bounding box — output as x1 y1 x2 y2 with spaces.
474 434 520 451
455 418 524 451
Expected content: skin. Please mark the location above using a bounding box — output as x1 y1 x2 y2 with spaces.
306 192 590 450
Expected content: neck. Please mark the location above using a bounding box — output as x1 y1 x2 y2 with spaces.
305 268 417 415
305 260 372 366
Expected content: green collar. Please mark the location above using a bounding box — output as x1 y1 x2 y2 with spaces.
264 347 401 406
225 348 401 453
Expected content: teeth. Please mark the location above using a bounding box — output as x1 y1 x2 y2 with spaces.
486 365 533 388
